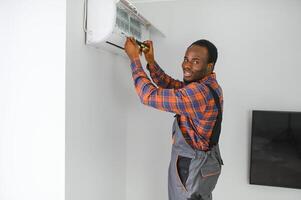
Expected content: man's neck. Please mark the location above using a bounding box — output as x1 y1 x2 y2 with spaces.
184 72 214 85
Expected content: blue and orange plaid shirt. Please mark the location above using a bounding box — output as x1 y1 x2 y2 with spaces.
130 58 223 151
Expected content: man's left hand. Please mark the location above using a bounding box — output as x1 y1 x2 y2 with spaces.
124 37 141 60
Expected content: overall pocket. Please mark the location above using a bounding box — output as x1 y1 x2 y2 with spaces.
195 153 222 195
188 153 221 198
176 155 192 191
200 153 221 178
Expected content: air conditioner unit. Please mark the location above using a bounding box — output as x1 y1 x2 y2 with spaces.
84 0 165 56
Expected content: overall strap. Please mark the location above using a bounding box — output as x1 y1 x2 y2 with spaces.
205 84 223 148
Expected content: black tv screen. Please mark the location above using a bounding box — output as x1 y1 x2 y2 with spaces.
250 110 301 189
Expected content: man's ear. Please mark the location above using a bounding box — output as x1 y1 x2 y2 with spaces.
207 63 214 72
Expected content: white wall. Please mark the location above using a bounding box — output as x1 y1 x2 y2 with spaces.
66 0 130 200
3 0 301 199
0 0 65 200
126 0 301 200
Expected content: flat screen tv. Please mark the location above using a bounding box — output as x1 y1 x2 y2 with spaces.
250 110 301 189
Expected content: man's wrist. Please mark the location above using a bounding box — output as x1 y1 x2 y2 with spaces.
130 57 143 72
147 60 155 66
146 60 156 71
130 56 140 62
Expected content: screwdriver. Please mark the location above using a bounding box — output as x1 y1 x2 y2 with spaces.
135 39 150 52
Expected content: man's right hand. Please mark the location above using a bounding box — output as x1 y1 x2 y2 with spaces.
142 40 155 66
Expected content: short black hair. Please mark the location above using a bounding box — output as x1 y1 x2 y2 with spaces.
189 39 218 69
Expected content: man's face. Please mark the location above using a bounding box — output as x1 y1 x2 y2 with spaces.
182 45 212 83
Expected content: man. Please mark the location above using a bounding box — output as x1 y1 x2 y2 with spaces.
124 37 224 200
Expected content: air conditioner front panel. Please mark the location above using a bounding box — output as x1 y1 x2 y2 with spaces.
86 0 117 45
85 0 163 56
106 28 127 50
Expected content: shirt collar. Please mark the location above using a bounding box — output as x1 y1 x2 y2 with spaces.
199 72 216 84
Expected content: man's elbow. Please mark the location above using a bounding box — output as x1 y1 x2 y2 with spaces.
139 94 150 105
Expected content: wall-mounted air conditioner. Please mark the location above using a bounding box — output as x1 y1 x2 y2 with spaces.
84 0 165 56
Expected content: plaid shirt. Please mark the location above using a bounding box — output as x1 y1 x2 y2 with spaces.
130 58 223 151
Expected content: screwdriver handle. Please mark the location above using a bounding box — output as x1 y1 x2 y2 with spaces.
135 39 150 52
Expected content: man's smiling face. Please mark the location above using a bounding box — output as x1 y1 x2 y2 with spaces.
182 45 213 83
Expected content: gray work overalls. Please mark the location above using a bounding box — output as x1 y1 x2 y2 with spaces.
168 85 224 200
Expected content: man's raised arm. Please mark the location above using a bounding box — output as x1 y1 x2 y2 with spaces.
143 40 184 89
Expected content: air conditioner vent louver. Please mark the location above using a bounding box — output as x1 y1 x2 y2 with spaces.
116 7 130 33
116 7 142 40
129 17 142 40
